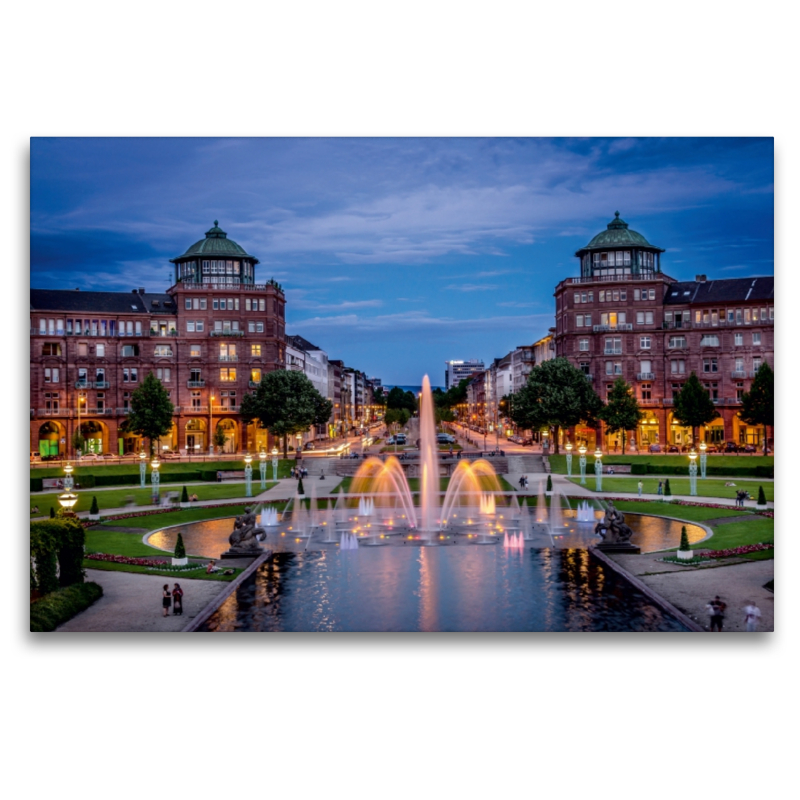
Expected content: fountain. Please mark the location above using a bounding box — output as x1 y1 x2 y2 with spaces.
340 532 359 550
260 506 279 528
535 481 547 523
549 491 565 536
576 500 595 523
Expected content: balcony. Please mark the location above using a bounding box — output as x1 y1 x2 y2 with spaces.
212 405 240 413
749 370 760 378
593 323 633 332
731 370 746 379
663 321 690 330
638 399 661 405
115 408 130 415
603 350 623 356
636 372 655 381
713 398 740 405
149 329 179 337
582 373 593 381
210 330 245 337
563 273 660 285
249 380 261 388
37 408 69 417
94 381 111 389
218 355 239 362
186 405 208 413
75 380 91 389
287 363 303 371
187 380 205 388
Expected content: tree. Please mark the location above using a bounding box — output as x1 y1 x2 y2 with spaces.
174 532 186 559
71 429 85 455
509 358 603 453
672 372 719 446
757 486 767 506
739 362 774 454
181 485 189 503
598 377 642 453
240 369 333 457
212 423 228 451
679 526 690 552
386 387 417 414
384 407 410 428
90 496 99 515
121 372 175 455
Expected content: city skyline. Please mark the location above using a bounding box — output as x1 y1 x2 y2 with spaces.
31 137 774 384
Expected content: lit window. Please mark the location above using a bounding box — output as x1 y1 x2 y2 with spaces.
752 332 761 345
251 344 262 357
700 335 720 347
190 345 201 357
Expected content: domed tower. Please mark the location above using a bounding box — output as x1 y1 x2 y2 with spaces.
170 221 259 285
575 211 664 279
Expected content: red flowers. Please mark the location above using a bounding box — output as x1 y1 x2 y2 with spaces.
85 553 170 566
704 543 774 559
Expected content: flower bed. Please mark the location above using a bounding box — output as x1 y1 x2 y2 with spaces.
703 543 774 559
85 553 170 566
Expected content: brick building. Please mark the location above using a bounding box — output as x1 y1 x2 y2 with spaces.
554 212 774 451
30 221 286 458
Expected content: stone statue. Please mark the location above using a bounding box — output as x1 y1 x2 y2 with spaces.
594 501 634 544
226 506 264 553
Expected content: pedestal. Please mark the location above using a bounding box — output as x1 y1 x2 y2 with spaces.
594 542 641 554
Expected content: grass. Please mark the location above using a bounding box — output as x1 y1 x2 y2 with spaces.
85 528 172 557
97 504 251 532
608 499 750 522
82 560 243 581
692 517 774 555
564 476 773 502
549 453 773 474
30 482 276 517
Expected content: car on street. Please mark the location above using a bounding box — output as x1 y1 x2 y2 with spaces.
304 442 316 451
648 444 662 453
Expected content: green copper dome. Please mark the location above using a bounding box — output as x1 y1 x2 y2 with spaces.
171 221 258 262
578 212 659 253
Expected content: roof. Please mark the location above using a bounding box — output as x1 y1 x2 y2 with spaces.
170 221 258 263
576 212 663 254
30 289 177 315
663 276 774 305
287 334 323 353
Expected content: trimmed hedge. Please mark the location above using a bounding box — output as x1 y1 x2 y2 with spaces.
30 582 103 632
31 518 86 592
30 476 43 492
631 463 773 478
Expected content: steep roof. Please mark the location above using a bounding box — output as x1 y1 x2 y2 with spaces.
30 289 177 315
663 276 774 305
287 334 323 353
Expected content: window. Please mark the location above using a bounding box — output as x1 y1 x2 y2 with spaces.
42 343 62 356
734 332 743 346
604 337 622 355
156 368 171 382
670 360 686 374
44 392 59 412
135 321 142 336
196 321 204 332
190 345 201 358
636 311 653 325
769 306 774 320
96 344 105 357
190 368 202 383
191 390 201 409
599 291 605 302
640 336 651 349
668 336 686 348
251 344 262 357
259 299 266 312
96 393 105 412
220 368 237 382
735 358 744 372
576 314 583 328
648 289 656 300
639 360 652 374
752 332 761 345
620 290 627 301
700 335 720 347
130 368 138 382
574 292 580 304
753 358 762 372
605 361 622 375
587 291 593 302
185 298 192 310
633 289 640 301
578 339 589 352
96 368 105 383
641 384 651 401
154 345 173 357
220 343 237 361
123 368 130 383
251 368 262 383
187 322 195 332
703 358 718 373
744 309 751 324
612 290 619 302
219 299 226 310
213 299 219 310
579 362 590 375
44 367 60 383
122 345 138 357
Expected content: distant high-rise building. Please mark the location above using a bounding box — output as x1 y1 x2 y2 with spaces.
445 359 484 389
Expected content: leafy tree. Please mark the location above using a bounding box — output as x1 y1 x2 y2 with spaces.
598 377 641 453
739 362 774 455
212 423 228 450
386 387 417 413
384 407 410 428
120 372 175 455
373 387 387 407
672 372 718 446
71 429 85 455
509 358 603 453
240 370 333 457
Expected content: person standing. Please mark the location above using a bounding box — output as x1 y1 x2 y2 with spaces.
637 480 643 497
706 595 726 632
172 583 184 616
743 601 762 631
657 480 663 496
162 584 172 617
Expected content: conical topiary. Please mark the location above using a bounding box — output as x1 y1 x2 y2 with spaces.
49 506 55 518
757 486 767 506
546 474 553 492
174 532 186 559
298 477 305 495
90 496 99 515
664 479 672 496
181 485 189 503
679 525 690 551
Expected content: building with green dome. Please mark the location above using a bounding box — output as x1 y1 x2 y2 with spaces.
171 221 260 285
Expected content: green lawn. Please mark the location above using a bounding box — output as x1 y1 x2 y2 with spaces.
85 528 169 557
82 560 243 581
565 476 773 502
692 517 774 554
97 504 252 532
30 482 276 517
549 454 773 474
608 499 750 522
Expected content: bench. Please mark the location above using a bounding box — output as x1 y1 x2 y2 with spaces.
217 470 246 481
42 478 64 490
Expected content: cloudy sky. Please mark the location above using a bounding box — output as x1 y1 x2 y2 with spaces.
30 137 773 385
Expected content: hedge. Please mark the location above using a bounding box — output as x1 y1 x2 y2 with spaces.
630 463 773 478
30 582 103 632
31 519 86 592
30 476 43 492
90 470 204 487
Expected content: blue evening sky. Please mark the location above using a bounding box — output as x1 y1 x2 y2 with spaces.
30 137 773 386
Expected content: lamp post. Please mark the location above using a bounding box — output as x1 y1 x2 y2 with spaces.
594 447 603 492
244 453 253 497
699 441 708 480
151 456 161 504
209 394 214 455
57 489 79 517
565 442 573 477
63 462 74 491
259 450 267 489
688 448 698 496
271 446 279 481
578 444 587 485
139 450 147 488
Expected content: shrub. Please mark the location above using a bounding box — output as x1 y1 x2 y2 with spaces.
174 532 186 559
49 507 55 518
90 496 99 515
664 479 672 497
30 476 43 492
200 470 220 482
298 477 305 495
30 582 103 632
546 474 553 492
630 463 647 475
31 519 86 589
78 473 96 489
181 485 189 503
679 525 690 551
30 522 59 595
758 486 767 506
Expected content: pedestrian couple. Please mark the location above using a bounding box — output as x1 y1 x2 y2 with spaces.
518 475 529 490
705 595 762 631
161 583 184 617
734 490 750 508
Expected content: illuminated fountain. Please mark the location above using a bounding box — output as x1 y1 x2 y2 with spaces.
576 500 596 523
260 506 279 528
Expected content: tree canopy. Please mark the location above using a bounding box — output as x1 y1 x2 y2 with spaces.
598 377 641 452
739 362 774 454
672 372 718 443
386 386 418 413
509 358 602 453
121 371 175 455
240 369 333 456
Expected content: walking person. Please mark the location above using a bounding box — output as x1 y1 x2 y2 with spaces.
657 480 663 496
172 583 184 616
637 480 643 497
705 595 726 632
743 601 762 632
162 584 172 617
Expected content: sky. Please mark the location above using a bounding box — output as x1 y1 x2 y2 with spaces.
30 137 774 385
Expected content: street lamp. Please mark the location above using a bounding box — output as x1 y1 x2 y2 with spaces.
244 453 253 497
699 441 708 480
209 395 215 455
578 444 587 485
271 446 279 481
63 462 74 491
259 450 267 490
565 442 573 477
594 447 603 492
688 448 698 496
57 489 79 517
151 456 161 504
139 450 147 488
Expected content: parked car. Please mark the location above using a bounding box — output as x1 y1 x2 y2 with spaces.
723 441 741 453
667 445 680 453
304 442 316 451
740 444 756 453
648 444 662 453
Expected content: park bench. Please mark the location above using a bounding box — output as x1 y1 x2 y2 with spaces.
217 470 246 481
42 478 64 490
